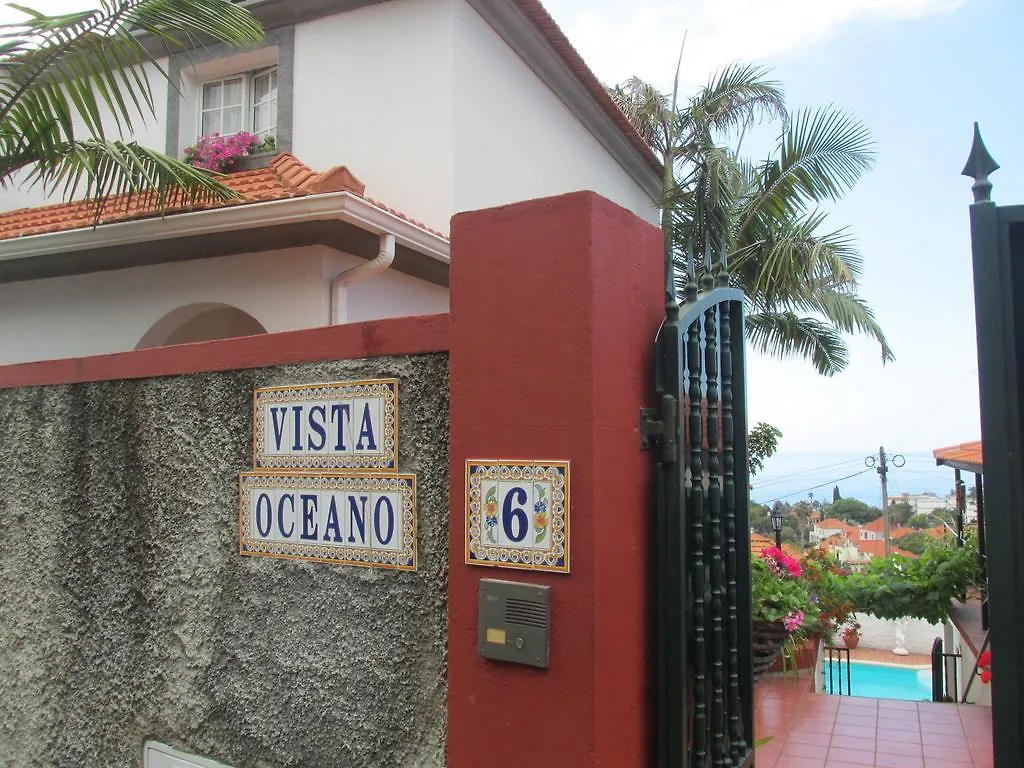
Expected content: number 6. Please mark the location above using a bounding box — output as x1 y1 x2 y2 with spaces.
502 487 529 543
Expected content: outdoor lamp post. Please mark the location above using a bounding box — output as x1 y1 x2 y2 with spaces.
770 509 785 548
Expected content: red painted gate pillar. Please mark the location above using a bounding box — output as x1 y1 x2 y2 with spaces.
448 192 664 767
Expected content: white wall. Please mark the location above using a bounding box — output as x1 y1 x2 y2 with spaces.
857 614 943 656
325 252 450 323
452 2 658 225
0 247 448 365
292 0 455 234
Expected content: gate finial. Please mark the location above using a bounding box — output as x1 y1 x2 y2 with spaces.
684 239 698 304
962 122 999 203
716 234 730 288
701 231 715 291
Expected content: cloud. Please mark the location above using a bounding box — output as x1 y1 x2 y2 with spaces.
552 0 969 90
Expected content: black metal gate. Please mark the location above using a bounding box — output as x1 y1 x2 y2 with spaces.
963 123 1024 768
643 251 754 768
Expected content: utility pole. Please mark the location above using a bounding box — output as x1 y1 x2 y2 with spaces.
865 446 905 558
879 446 891 558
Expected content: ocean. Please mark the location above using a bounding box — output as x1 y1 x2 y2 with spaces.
749 450 960 507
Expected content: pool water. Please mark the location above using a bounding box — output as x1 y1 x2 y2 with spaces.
825 660 932 700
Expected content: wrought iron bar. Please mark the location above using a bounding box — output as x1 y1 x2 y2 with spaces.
703 301 728 766
720 297 746 763
688 312 707 768
825 646 852 695
655 302 684 767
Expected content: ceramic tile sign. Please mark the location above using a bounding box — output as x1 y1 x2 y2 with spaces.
239 472 416 570
252 379 397 471
465 460 569 573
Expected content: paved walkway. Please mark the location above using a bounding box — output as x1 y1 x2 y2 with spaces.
754 674 994 767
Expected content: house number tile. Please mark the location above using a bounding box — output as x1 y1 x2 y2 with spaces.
465 460 569 573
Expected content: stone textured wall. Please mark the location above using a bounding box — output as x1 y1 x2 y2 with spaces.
0 354 449 768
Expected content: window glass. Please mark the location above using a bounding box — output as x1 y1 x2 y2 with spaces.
252 69 278 139
201 76 245 136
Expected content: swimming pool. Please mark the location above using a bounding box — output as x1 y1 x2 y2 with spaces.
825 660 932 700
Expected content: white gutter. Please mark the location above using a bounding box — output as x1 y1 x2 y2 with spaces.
0 191 450 265
330 232 395 325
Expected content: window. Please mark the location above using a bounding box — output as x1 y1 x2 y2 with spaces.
252 68 278 139
200 67 277 140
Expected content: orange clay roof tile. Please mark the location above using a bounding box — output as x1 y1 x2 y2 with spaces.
933 440 983 471
0 153 446 242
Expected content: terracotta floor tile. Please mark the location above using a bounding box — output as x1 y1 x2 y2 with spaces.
785 730 832 747
781 757 827 768
923 744 973 762
829 734 872 751
833 723 876 737
825 746 874 765
879 699 920 711
782 741 829 759
834 715 877 731
875 738 923 757
880 710 920 723
875 752 924 768
876 726 922 744
923 731 974 747
752 679 989 768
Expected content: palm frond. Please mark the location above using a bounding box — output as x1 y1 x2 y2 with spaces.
608 76 670 154
0 0 262 205
680 63 786 144
21 138 236 209
788 289 895 365
745 310 850 376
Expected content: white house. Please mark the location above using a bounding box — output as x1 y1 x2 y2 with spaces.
0 0 661 366
809 517 858 544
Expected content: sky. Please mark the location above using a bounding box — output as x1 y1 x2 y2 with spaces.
538 0 1024 487
545 0 1024 499
2 0 1023 491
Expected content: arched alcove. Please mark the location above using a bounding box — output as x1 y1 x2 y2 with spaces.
136 303 267 349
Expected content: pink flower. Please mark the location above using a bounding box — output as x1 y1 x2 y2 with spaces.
783 611 805 632
184 131 262 171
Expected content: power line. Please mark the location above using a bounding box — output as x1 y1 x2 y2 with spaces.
757 468 873 505
751 458 864 489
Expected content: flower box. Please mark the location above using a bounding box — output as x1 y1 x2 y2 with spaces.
227 152 275 172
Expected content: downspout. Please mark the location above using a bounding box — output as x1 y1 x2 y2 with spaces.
329 232 396 325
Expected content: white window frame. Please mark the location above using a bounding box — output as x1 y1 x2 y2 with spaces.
198 66 278 141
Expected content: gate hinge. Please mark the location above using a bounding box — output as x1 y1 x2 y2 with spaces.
640 394 678 463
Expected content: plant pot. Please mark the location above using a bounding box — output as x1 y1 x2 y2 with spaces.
227 152 275 172
752 619 793 682
842 632 860 650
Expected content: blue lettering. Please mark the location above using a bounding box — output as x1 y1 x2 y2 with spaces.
331 402 351 451
255 493 272 537
348 495 367 544
374 496 395 546
291 405 303 451
324 495 343 542
270 407 288 451
307 405 327 451
356 403 377 450
300 494 319 540
502 487 528 542
277 494 295 538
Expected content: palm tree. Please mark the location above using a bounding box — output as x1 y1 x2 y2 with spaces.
611 65 894 375
0 0 263 210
